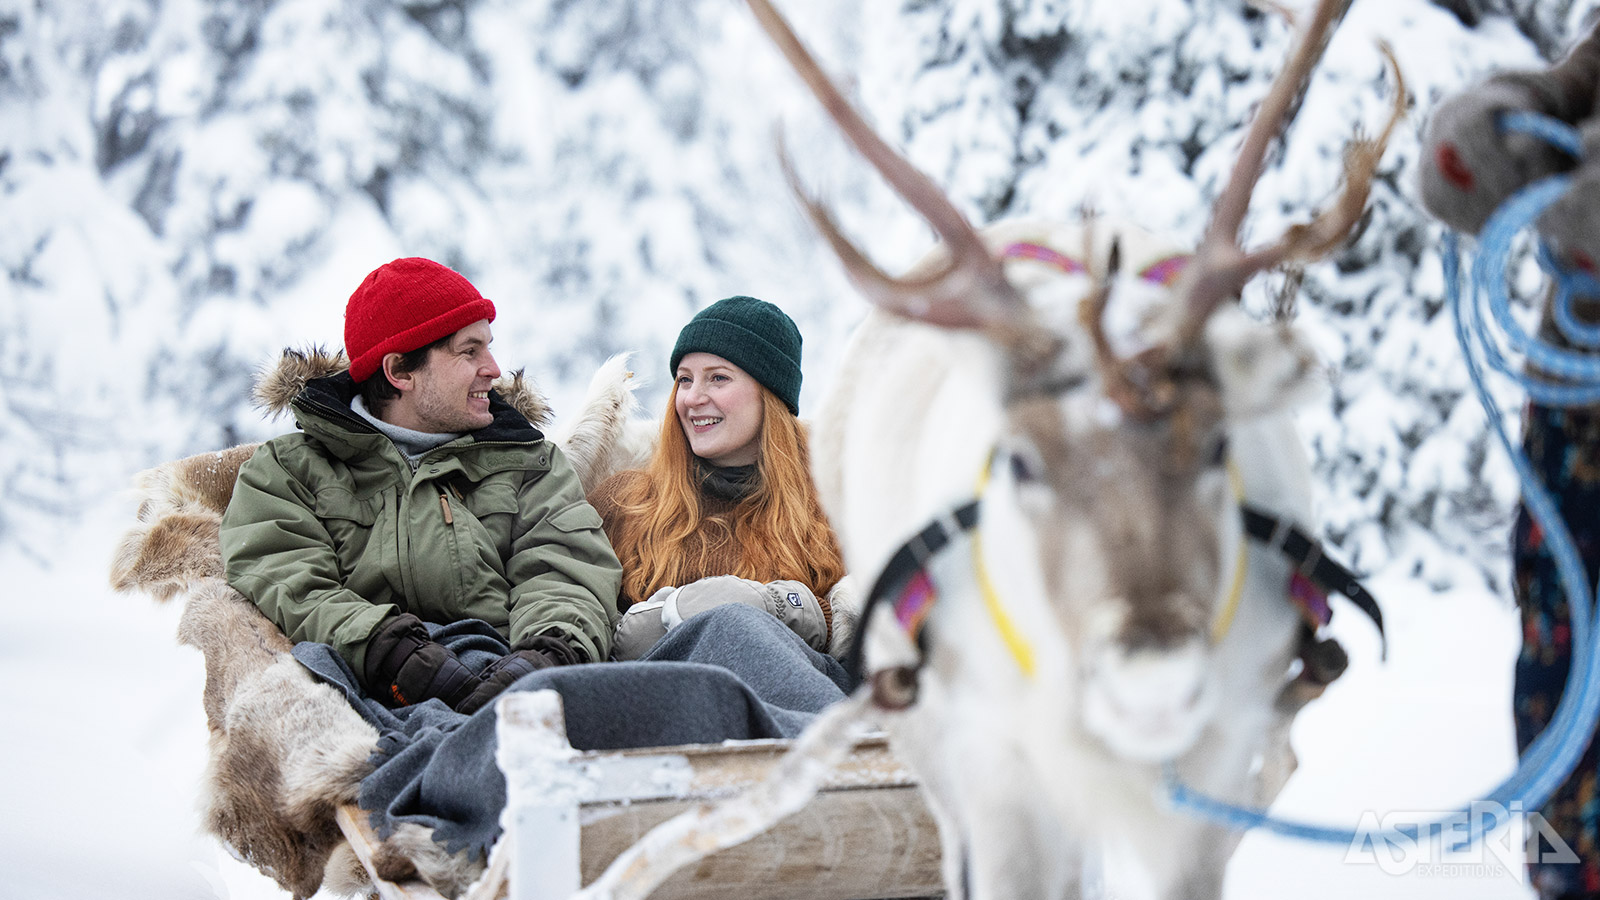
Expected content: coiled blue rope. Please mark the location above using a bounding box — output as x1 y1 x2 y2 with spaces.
1165 112 1600 849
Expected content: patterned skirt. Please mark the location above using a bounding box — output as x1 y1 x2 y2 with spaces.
1514 402 1600 899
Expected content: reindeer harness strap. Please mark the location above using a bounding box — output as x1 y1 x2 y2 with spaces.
848 451 1027 708
867 500 979 656
999 242 1191 287
849 452 1022 709
852 498 977 710
969 449 1040 679
1238 505 1388 658
1210 461 1252 643
856 450 1261 709
855 450 1382 711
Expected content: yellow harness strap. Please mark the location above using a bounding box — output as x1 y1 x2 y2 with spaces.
972 455 1038 678
1209 460 1249 643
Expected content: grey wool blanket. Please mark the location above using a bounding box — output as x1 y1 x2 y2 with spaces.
293 603 855 860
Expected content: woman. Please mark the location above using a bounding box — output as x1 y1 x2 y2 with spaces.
588 295 853 667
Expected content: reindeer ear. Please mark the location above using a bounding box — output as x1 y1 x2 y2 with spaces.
1205 306 1324 421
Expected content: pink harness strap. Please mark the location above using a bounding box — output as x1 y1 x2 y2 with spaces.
894 570 938 641
999 241 1191 286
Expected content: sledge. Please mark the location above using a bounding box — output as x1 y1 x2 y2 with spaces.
109 370 941 900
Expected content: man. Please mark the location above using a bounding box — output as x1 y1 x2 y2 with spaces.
220 257 623 715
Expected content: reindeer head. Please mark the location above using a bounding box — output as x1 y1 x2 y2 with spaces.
751 0 1402 762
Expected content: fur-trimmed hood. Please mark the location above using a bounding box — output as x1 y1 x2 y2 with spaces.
252 345 553 429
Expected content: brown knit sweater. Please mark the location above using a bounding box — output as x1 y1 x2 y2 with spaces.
587 468 835 630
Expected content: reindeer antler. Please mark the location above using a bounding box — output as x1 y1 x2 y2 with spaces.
1203 0 1352 255
1171 0 1408 348
747 0 1030 339
1240 42 1407 267
1101 0 1401 418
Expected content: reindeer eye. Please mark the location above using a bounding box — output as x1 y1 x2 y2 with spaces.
1209 434 1230 467
1009 450 1042 484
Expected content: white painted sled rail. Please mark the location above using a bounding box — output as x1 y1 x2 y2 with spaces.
336 691 942 900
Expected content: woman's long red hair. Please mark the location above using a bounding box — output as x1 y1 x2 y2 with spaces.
606 384 846 607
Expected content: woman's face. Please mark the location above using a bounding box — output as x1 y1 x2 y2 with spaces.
675 352 764 467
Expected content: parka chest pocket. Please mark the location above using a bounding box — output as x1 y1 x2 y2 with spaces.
461 482 521 557
312 489 380 573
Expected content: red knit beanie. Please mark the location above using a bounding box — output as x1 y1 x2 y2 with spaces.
344 258 497 382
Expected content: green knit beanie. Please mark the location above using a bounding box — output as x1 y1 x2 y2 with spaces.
670 295 803 415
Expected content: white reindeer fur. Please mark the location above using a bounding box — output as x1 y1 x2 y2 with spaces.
812 218 1319 900
553 352 654 495
111 351 647 898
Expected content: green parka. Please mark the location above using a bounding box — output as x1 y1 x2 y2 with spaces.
220 371 623 675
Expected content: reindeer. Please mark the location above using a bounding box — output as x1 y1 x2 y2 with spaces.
745 0 1404 897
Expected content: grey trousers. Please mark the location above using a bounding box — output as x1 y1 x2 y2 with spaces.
301 603 858 860
638 602 854 708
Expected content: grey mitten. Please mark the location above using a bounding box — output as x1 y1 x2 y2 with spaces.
1419 16 1600 237
668 576 829 651
609 576 830 660
611 588 675 661
1537 120 1600 274
1419 74 1577 236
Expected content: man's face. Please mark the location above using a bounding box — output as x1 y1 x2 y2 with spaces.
383 319 501 434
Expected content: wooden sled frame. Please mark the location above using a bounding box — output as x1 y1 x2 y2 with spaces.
333 691 942 900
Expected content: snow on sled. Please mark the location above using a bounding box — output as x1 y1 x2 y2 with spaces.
108 353 936 900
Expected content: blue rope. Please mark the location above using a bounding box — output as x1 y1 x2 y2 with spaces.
1541 243 1600 349
1497 110 1584 158
1165 112 1600 849
1475 179 1600 394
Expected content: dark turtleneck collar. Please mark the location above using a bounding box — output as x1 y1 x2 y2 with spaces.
695 459 759 502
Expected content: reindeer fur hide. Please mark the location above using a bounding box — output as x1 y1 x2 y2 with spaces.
110 347 647 898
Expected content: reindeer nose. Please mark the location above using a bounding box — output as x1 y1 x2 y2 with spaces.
1099 636 1208 711
1117 592 1209 653
1081 631 1213 763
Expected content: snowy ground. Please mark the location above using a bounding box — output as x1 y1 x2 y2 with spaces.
0 494 1536 899
1228 567 1533 900
0 500 276 900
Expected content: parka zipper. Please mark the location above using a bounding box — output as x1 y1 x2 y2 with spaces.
438 489 454 525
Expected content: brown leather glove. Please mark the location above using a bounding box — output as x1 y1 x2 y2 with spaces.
362 613 483 710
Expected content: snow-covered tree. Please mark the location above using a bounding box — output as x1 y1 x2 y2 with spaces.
0 0 1594 590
